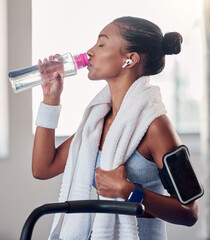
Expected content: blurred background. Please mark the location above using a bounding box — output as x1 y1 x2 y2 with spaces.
0 0 209 239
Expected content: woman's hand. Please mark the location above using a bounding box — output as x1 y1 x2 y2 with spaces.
38 54 64 105
95 165 135 199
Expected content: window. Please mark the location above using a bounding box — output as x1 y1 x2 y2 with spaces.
32 0 202 136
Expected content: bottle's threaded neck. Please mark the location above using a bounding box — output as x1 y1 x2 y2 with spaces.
74 53 89 69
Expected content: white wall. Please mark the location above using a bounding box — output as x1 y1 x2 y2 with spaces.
0 0 207 239
0 0 62 239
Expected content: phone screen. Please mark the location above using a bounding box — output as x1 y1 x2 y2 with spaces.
164 147 203 203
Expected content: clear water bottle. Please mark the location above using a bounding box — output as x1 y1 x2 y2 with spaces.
8 52 89 93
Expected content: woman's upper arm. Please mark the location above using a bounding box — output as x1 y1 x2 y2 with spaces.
146 115 182 168
41 134 74 179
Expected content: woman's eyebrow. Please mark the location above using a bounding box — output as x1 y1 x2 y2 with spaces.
98 34 109 39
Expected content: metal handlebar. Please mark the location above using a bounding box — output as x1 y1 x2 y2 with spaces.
20 200 145 240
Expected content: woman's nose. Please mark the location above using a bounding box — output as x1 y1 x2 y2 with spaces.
87 47 94 58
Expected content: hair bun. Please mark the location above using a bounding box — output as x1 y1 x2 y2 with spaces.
163 32 183 55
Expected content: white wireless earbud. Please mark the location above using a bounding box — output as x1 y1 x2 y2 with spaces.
122 59 133 68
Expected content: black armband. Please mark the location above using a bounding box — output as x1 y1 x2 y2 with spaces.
159 145 204 205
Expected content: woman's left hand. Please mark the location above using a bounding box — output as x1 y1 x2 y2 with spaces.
95 165 135 199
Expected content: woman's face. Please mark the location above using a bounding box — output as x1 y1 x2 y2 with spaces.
87 23 127 81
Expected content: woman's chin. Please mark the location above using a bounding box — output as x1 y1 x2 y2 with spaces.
88 74 103 81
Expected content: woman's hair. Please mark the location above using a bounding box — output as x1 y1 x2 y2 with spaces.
113 16 183 76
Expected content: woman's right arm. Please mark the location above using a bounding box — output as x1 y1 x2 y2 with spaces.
32 55 73 179
32 129 74 179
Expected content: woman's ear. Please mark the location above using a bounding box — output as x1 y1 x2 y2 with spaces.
130 52 140 65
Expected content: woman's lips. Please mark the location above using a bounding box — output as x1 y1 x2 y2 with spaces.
87 62 92 69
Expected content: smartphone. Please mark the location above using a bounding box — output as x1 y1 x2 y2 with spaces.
159 145 204 205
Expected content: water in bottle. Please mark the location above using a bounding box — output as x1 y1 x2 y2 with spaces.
8 52 89 93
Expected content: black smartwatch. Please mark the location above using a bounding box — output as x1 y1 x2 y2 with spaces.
127 183 144 203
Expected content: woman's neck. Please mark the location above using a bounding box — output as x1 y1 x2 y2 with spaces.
107 75 140 117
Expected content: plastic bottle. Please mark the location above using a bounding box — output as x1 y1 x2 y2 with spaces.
8 52 89 93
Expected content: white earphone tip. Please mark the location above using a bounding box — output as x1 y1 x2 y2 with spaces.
122 59 133 68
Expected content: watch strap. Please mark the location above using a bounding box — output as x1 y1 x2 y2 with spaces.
127 183 144 203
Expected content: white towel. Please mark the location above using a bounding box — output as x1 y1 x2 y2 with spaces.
49 76 167 240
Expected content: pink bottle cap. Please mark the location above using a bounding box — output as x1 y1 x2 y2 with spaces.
74 53 89 69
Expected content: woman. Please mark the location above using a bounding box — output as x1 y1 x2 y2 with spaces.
32 17 199 239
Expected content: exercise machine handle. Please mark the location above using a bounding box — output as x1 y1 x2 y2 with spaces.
20 200 145 240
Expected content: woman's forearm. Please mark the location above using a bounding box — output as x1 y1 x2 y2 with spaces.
96 167 199 226
142 188 199 226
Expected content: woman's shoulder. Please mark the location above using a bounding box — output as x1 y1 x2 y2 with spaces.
148 115 180 142
137 114 182 168
149 114 175 133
